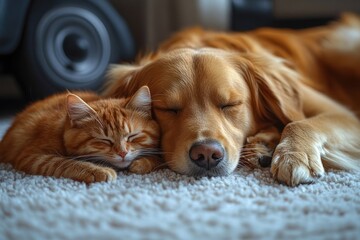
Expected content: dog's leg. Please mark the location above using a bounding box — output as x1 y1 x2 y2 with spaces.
271 86 360 186
240 126 281 168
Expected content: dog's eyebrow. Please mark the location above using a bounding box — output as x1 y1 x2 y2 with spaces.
212 90 244 105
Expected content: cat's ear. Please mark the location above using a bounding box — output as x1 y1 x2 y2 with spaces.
66 93 96 126
126 86 152 114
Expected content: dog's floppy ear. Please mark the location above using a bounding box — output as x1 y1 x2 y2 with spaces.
102 64 141 98
234 53 305 124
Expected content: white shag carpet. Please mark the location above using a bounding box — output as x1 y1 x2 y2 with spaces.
1 121 360 240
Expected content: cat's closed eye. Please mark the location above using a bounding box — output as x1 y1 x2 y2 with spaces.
98 138 113 145
127 133 139 142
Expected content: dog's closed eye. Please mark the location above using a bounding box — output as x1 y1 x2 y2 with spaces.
219 101 243 110
155 107 181 115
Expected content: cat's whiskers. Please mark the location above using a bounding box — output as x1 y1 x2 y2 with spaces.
240 153 260 158
153 159 182 171
52 150 65 158
152 162 168 171
241 147 267 151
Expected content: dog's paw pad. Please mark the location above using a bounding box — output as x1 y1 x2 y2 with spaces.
241 127 280 169
258 155 272 168
240 142 274 169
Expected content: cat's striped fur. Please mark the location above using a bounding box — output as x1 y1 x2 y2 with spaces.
0 86 160 183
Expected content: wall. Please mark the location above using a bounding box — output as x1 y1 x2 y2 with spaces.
112 0 231 52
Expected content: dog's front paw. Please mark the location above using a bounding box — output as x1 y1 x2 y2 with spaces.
271 140 325 186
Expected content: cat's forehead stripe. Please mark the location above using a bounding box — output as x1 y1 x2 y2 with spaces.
109 109 119 132
99 107 131 137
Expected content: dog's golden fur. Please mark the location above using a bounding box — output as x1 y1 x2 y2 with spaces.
104 13 360 186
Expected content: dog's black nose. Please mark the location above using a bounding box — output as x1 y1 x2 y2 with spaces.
189 140 224 170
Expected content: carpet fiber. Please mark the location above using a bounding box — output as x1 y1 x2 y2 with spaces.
1 122 360 240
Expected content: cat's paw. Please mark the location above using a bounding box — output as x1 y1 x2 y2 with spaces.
82 167 117 184
129 158 156 174
241 142 273 168
271 139 325 186
240 127 280 168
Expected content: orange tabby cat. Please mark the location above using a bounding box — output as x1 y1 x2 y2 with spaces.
0 86 161 183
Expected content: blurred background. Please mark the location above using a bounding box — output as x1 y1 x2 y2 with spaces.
0 0 360 115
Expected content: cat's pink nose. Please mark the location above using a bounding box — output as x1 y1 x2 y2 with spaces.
118 151 127 159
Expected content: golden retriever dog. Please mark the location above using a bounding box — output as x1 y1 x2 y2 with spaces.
103 13 360 186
